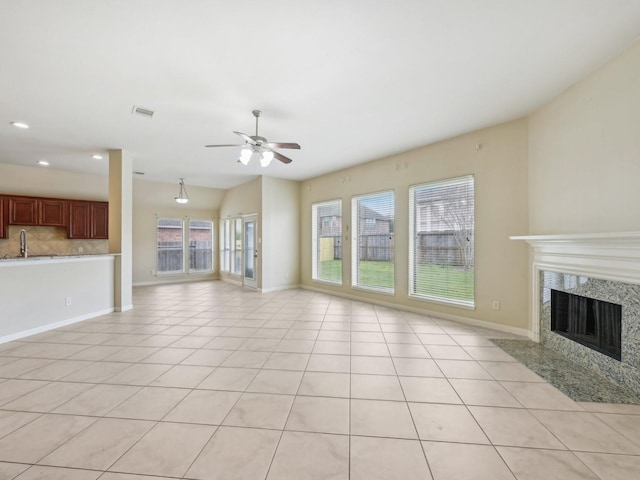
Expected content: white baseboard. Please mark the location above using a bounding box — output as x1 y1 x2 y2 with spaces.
260 284 301 293
300 284 532 339
0 308 114 344
114 304 133 312
133 275 219 287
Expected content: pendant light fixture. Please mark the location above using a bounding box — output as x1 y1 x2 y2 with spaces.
175 178 190 204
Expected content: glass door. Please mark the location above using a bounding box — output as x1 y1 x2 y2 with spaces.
243 215 258 288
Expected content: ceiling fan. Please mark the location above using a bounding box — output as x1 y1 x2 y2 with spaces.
205 110 300 167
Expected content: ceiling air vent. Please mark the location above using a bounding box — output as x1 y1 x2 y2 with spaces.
132 106 154 118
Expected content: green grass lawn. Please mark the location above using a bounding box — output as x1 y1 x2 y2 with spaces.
318 259 342 282
415 263 474 301
318 260 473 301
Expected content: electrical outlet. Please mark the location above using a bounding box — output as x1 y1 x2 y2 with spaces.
65 297 72 306
492 300 500 310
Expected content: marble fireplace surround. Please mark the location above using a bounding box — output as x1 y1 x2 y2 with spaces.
511 232 640 395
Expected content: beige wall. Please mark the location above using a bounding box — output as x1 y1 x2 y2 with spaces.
0 256 114 340
0 163 107 200
132 178 224 285
529 40 640 234
300 119 530 332
261 176 300 291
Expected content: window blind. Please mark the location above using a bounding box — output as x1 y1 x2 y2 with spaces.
409 175 474 307
220 219 230 272
231 218 243 276
312 199 343 284
351 191 395 293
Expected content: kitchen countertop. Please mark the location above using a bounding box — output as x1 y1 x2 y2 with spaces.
0 253 119 263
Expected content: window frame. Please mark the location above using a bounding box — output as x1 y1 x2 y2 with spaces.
351 190 395 295
408 175 475 309
156 217 185 275
311 199 343 285
156 216 214 276
220 219 231 273
188 219 214 273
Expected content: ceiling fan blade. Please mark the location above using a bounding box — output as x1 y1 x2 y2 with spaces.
204 144 243 148
273 151 293 164
266 142 301 150
234 131 256 144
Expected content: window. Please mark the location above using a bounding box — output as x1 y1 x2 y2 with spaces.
157 217 214 275
220 219 230 273
189 220 213 272
220 217 243 276
351 191 395 293
409 175 474 307
312 199 342 284
232 218 243 276
156 218 184 274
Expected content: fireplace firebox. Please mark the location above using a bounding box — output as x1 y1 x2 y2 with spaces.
551 289 622 360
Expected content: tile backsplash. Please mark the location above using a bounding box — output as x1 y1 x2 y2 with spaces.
0 225 108 258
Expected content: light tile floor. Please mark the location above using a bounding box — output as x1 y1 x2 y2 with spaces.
0 281 639 479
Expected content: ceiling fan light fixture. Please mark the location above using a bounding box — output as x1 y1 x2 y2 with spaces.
206 110 299 166
260 150 274 167
175 177 190 204
239 147 252 165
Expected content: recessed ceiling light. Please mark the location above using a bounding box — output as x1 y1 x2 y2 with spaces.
37 160 49 166
91 154 103 160
11 122 29 129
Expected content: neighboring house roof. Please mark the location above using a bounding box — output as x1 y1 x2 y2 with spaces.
318 204 390 222
358 204 390 222
317 204 341 217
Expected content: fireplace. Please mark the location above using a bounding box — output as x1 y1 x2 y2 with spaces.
511 231 640 396
550 289 621 360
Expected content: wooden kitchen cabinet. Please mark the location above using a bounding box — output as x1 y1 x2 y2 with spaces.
90 202 109 239
68 201 108 239
0 197 5 238
8 196 38 225
39 198 67 226
68 201 90 238
0 194 107 239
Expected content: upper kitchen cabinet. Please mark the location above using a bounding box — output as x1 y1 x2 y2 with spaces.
8 196 38 225
0 197 5 238
68 201 108 239
0 194 107 239
90 202 109 239
68 201 90 238
39 198 67 226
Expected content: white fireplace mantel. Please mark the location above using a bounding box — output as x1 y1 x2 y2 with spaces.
511 231 640 341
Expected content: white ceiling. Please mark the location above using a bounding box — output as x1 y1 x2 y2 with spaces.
1 1 640 190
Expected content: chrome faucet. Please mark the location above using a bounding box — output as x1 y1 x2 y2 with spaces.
19 229 28 258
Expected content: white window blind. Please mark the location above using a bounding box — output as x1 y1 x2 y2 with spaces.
351 191 395 293
312 199 342 284
231 218 243 276
409 175 474 307
220 219 230 273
